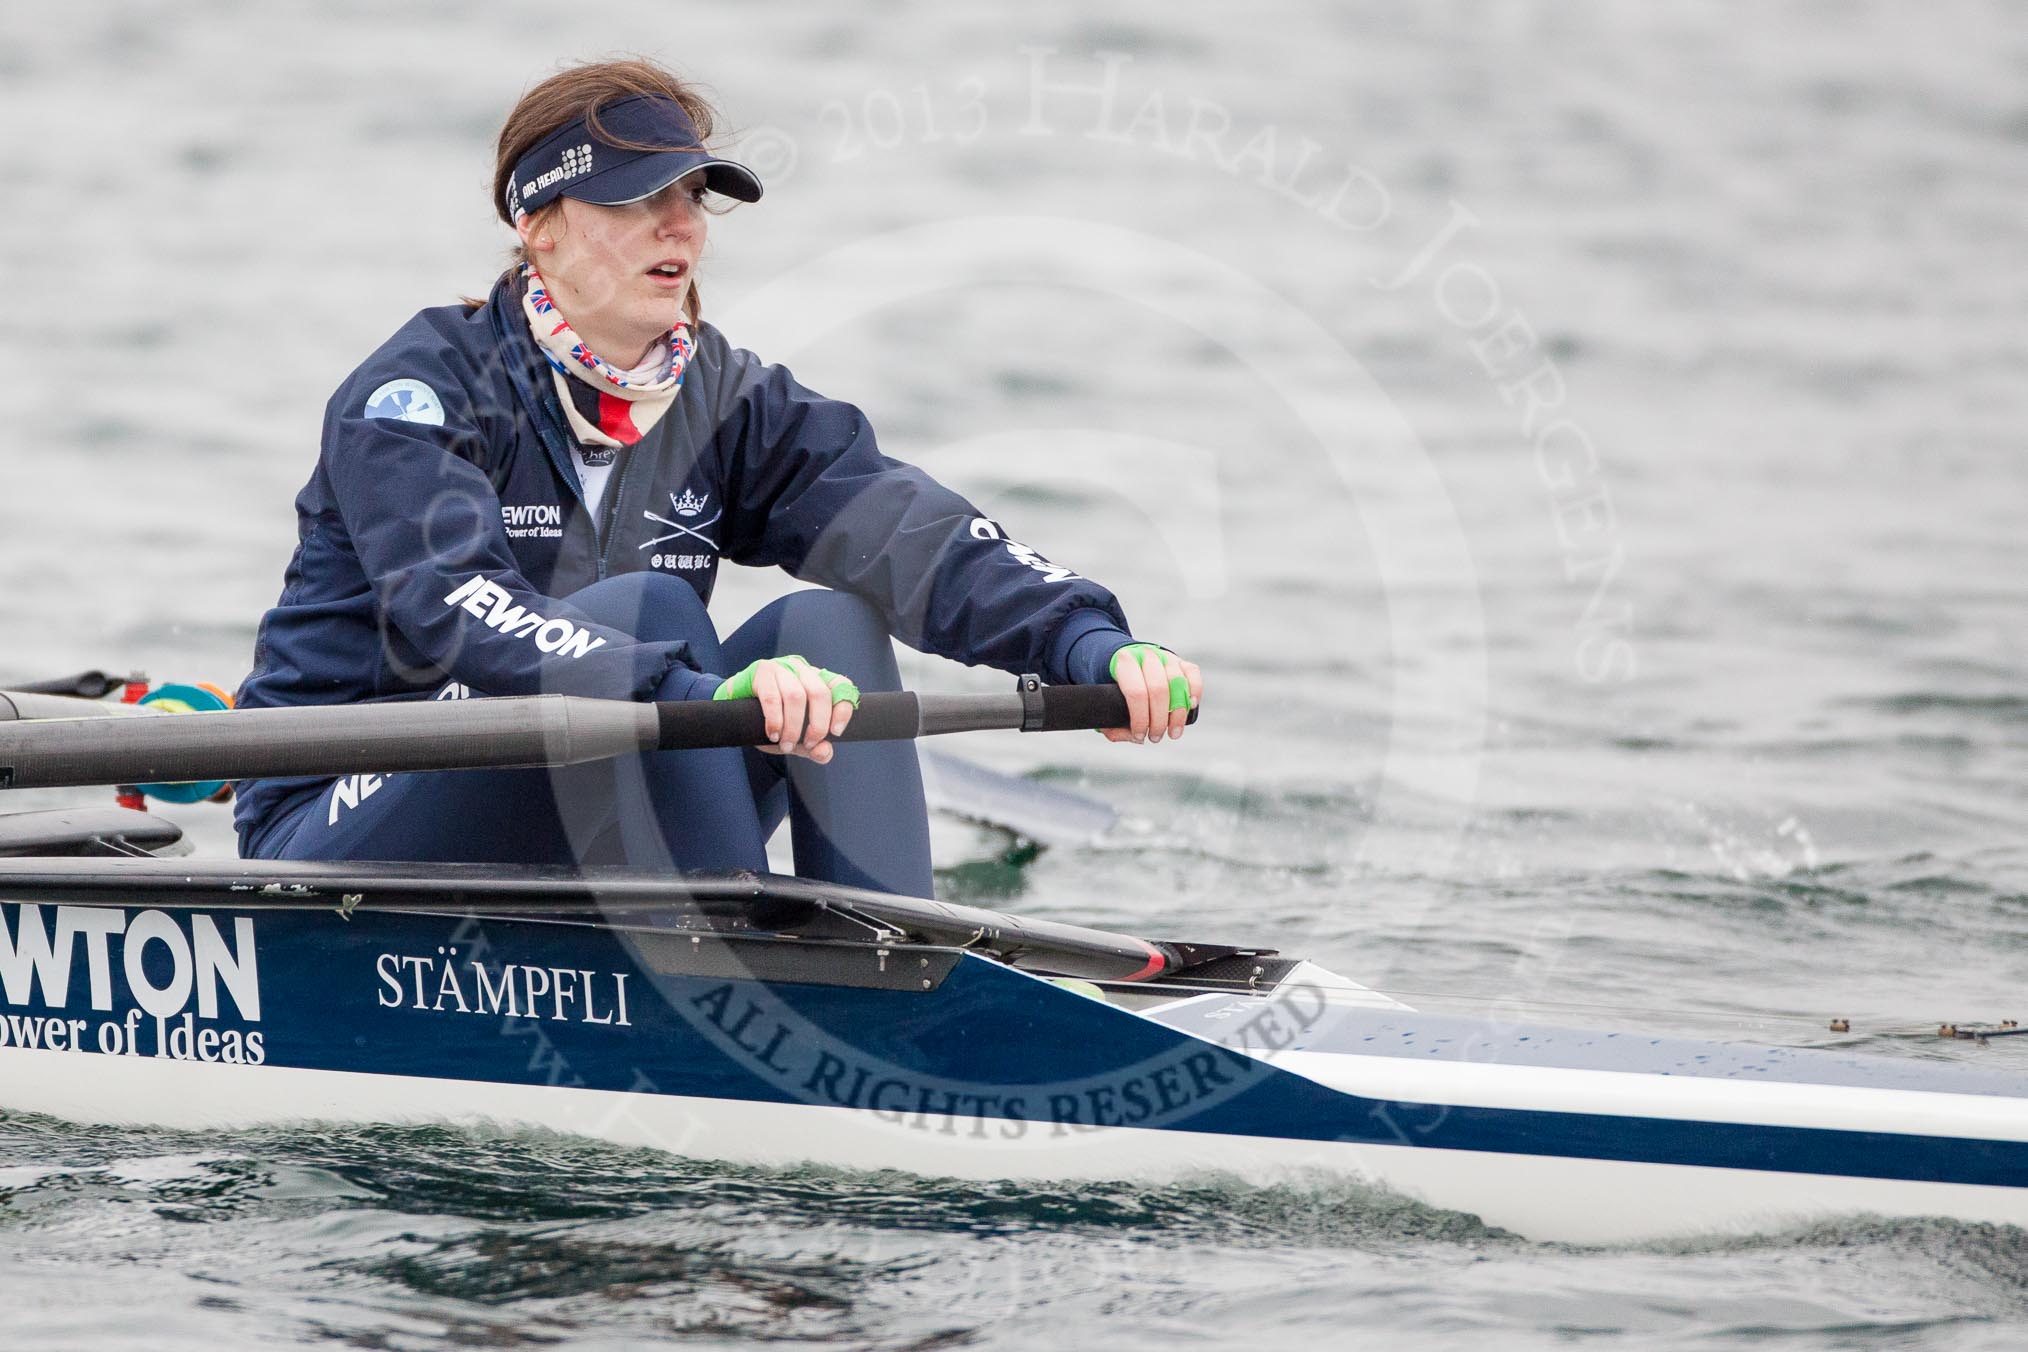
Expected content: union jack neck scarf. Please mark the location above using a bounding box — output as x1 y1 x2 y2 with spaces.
521 264 694 457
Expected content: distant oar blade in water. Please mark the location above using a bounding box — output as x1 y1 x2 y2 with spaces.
918 748 1118 848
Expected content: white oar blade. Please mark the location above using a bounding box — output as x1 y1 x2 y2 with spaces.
919 748 1119 848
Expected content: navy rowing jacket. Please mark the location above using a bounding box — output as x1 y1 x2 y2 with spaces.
234 270 1135 850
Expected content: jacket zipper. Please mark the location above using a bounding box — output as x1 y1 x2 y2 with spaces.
593 446 634 581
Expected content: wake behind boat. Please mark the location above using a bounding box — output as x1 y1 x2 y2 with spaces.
0 690 2023 1245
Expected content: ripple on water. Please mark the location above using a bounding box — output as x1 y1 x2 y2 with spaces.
3 1115 2027 1347
0 1119 1524 1347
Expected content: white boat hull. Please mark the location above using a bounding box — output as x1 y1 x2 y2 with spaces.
3 1043 2024 1245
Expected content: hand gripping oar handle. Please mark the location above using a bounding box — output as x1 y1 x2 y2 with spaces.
653 681 1194 749
0 679 1197 791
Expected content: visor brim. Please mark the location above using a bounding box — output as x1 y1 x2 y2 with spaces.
571 152 763 207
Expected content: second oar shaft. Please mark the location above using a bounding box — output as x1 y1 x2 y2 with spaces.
0 696 658 790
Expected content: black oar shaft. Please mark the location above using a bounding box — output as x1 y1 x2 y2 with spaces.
7 670 135 699
652 691 928 749
0 685 1186 791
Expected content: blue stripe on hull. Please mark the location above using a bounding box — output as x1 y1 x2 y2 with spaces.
0 902 2022 1192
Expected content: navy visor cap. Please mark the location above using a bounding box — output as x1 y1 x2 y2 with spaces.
505 93 763 219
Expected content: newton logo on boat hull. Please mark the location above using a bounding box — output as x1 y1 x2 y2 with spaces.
0 904 265 1063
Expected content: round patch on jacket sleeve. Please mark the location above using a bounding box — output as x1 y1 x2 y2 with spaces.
362 378 446 426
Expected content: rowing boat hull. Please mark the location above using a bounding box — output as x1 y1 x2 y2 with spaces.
0 889 2022 1244
4 1038 2026 1246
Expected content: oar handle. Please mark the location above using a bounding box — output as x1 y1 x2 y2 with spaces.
653 683 1195 749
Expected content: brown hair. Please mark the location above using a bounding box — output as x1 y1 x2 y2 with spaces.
492 59 727 324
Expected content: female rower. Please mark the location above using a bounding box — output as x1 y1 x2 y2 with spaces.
233 59 1201 898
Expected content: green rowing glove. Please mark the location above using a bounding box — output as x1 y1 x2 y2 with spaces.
712 655 862 708
1109 642 1192 711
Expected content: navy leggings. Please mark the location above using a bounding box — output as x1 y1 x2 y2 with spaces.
257 574 933 898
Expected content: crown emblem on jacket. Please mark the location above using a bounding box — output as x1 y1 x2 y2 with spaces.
671 488 709 518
